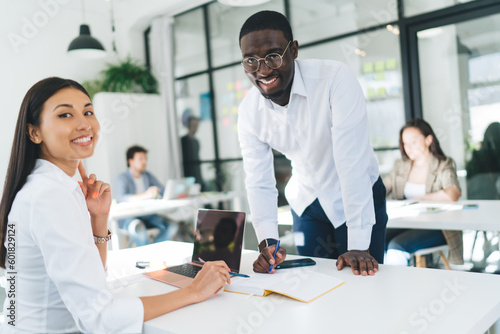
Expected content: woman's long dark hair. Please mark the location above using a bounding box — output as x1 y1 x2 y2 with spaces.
479 122 500 171
398 118 447 161
466 122 500 178
0 77 90 268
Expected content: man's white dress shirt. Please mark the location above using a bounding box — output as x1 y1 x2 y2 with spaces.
2 159 143 333
238 59 380 251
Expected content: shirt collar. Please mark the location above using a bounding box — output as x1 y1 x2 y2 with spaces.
289 60 307 99
259 59 307 111
34 159 80 192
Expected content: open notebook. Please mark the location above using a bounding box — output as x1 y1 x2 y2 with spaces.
224 268 344 303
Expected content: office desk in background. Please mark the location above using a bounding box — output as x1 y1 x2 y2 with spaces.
278 200 500 232
386 200 500 232
108 241 500 334
107 192 238 250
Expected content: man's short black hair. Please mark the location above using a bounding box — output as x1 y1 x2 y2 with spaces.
187 115 200 127
239 10 293 46
126 145 147 167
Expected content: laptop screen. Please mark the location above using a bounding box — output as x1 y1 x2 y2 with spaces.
192 210 246 272
164 177 196 199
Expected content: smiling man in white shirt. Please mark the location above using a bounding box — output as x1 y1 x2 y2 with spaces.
238 10 388 276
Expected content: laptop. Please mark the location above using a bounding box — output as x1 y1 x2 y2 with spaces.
144 209 246 288
163 177 196 200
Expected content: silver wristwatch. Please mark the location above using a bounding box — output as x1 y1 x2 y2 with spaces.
94 230 112 244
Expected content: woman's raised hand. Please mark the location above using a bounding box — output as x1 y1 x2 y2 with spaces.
77 161 112 219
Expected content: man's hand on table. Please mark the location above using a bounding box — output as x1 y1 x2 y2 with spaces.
253 244 287 274
336 250 378 276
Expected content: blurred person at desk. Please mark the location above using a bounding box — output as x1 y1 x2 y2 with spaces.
0 77 231 333
466 122 500 199
383 119 463 266
115 145 173 247
237 11 388 276
465 122 500 269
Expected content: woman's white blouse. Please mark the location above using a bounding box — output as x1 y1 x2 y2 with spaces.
403 182 426 200
2 159 143 333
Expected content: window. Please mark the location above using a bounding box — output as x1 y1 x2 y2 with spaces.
173 8 208 77
208 1 285 67
289 0 398 45
212 66 252 159
404 0 477 17
417 11 500 198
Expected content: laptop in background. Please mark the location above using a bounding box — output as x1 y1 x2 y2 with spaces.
163 177 196 200
144 209 246 288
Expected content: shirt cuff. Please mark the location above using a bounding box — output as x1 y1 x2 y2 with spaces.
254 221 280 244
347 225 373 251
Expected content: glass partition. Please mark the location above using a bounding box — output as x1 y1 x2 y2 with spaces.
212 66 253 159
289 0 398 45
418 12 500 199
404 0 477 17
176 74 215 166
208 0 285 68
173 8 208 77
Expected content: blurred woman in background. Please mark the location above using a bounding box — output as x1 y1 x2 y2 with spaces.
383 118 463 266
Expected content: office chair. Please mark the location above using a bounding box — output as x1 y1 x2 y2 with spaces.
412 245 451 270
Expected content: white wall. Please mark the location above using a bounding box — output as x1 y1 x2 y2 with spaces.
0 0 209 196
86 92 169 192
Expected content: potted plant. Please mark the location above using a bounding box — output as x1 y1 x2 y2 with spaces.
83 57 158 98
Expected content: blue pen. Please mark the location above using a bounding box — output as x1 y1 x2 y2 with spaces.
230 272 250 278
198 257 250 278
268 240 281 273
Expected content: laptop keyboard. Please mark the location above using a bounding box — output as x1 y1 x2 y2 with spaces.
166 263 202 278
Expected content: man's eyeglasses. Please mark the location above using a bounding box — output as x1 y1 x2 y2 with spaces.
241 41 292 73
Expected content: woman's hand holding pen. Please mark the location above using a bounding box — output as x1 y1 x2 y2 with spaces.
187 261 232 302
77 161 111 235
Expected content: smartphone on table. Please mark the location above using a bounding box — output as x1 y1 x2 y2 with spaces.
275 258 316 269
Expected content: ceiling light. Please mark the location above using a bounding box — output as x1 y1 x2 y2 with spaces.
68 0 106 58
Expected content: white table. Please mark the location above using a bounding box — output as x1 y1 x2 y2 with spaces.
108 241 500 334
386 200 500 231
107 192 238 250
277 200 500 232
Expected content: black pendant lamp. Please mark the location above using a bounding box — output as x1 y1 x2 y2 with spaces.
217 0 270 5
68 0 106 58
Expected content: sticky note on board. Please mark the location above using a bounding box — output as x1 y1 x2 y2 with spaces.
375 61 385 72
367 88 375 99
376 72 385 81
386 58 397 70
363 62 374 73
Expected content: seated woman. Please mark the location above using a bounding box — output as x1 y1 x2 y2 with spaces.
383 118 463 266
0 77 231 333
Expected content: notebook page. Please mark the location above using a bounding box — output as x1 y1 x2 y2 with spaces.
224 268 344 302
